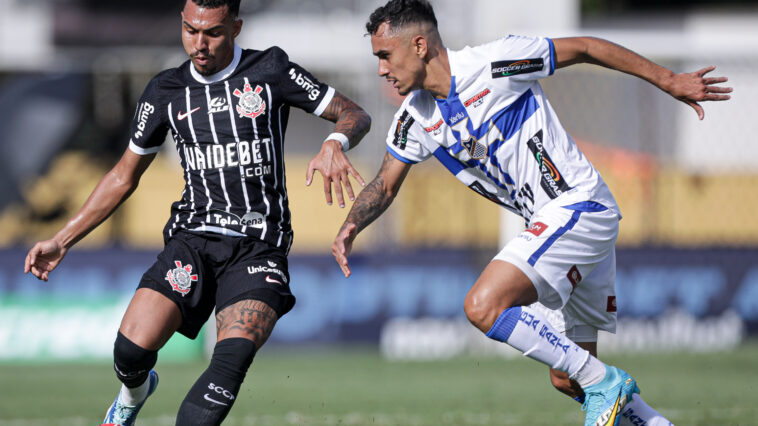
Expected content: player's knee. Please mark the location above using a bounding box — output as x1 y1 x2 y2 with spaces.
464 288 502 333
113 331 158 388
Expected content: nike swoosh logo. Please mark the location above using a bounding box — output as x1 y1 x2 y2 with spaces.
265 275 283 285
177 107 201 121
204 393 229 406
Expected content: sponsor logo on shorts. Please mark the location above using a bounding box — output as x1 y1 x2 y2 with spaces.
247 264 288 284
265 275 283 286
567 265 582 292
165 260 198 296
491 58 544 78
607 296 617 312
267 261 277 267
526 221 548 236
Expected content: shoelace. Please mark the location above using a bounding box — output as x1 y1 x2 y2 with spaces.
581 390 608 413
112 398 139 422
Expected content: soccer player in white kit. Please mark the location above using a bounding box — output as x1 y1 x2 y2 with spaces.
332 1 731 425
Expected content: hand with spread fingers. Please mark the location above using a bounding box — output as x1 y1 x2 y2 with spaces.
666 65 732 120
306 139 366 208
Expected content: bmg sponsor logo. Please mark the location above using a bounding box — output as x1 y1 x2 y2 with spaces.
289 68 321 101
133 102 155 140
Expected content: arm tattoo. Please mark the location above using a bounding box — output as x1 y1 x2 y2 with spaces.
321 92 371 148
216 299 278 347
344 152 401 234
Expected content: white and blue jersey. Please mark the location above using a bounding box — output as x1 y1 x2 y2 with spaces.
386 35 619 223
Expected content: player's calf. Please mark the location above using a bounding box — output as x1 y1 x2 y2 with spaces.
175 338 257 426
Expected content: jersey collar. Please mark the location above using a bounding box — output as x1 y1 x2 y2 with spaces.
189 44 242 84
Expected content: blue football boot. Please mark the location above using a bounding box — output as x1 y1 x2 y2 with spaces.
103 370 159 426
582 366 639 426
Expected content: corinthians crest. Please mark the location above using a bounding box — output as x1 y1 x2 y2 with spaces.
233 83 266 119
165 260 198 296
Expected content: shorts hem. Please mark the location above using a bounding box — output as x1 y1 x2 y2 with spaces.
493 249 564 310
217 288 295 319
137 278 204 340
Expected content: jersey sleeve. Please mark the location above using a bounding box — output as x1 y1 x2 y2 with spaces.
279 59 335 116
385 107 432 164
487 35 556 82
128 76 169 155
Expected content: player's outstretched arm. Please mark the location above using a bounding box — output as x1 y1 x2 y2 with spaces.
332 152 411 277
552 37 732 120
307 91 372 208
24 149 155 281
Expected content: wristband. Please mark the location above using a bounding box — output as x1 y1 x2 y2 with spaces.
325 132 350 152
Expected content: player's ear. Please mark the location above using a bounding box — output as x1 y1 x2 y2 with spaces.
413 35 427 59
232 18 243 38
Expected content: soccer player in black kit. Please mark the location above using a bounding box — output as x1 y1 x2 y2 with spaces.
23 0 371 425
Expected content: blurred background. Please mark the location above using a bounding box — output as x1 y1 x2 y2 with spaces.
1 0 757 365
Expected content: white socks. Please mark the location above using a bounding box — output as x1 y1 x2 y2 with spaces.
486 306 606 388
620 394 674 426
120 378 150 407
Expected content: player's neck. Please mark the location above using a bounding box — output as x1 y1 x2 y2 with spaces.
424 47 451 99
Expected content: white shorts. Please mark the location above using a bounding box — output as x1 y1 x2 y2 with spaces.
493 201 619 338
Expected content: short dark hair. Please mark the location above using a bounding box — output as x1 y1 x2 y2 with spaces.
366 0 438 35
191 0 241 18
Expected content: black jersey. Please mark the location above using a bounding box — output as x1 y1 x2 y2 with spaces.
128 45 334 252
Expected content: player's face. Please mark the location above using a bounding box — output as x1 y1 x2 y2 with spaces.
181 0 242 76
371 22 426 96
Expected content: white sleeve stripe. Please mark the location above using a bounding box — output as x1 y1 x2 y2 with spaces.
129 140 161 155
313 86 335 116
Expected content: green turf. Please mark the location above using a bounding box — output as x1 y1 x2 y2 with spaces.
1 343 756 425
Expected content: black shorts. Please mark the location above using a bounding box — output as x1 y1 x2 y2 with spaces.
138 230 295 339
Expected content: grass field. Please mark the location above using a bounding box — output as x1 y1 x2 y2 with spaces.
1 343 756 426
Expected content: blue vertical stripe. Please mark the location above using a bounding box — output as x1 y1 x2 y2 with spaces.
528 209 583 266
547 38 556 75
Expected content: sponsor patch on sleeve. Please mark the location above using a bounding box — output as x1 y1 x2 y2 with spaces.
491 58 544 78
392 110 415 150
